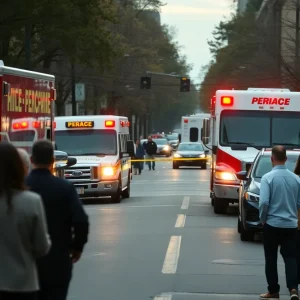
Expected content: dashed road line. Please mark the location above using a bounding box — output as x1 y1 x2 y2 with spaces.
154 294 172 300
181 196 190 209
162 236 182 274
175 214 186 228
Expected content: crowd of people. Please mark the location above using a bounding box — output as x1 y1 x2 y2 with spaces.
0 140 89 300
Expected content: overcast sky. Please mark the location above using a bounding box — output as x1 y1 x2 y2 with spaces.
160 0 235 84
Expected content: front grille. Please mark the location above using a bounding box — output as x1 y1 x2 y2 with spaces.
65 166 92 181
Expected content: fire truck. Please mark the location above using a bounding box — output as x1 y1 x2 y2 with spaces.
0 60 56 151
202 88 300 214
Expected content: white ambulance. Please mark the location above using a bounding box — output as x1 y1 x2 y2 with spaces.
202 88 300 214
54 115 134 203
181 113 211 145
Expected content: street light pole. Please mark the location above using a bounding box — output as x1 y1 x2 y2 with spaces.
71 62 76 116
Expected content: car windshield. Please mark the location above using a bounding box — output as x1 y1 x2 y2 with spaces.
254 154 299 178
55 129 117 156
178 143 204 151
220 110 300 147
154 139 168 145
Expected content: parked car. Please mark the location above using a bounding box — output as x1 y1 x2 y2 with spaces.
153 138 172 156
236 148 300 242
172 142 209 169
166 133 179 150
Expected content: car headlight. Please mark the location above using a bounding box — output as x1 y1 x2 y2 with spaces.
215 171 236 181
102 166 116 176
199 154 205 158
163 146 170 151
174 153 182 158
244 191 259 202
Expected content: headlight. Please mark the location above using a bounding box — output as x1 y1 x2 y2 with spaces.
102 167 116 176
244 191 259 202
163 146 170 151
199 154 205 158
215 171 236 181
174 153 181 158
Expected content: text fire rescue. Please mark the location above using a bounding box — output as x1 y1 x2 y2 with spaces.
7 88 51 114
252 97 290 106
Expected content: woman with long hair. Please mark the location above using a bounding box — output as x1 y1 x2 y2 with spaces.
294 155 300 287
0 143 51 300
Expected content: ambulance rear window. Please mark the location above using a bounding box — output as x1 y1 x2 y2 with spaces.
190 128 199 142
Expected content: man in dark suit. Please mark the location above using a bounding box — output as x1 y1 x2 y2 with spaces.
26 140 89 300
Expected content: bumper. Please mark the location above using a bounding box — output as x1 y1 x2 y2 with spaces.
214 183 239 201
173 158 207 166
242 199 262 231
73 180 119 199
157 150 172 156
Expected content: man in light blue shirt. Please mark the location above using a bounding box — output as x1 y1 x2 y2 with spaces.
259 146 300 300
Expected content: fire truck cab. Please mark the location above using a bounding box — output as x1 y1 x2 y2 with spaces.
54 115 135 203
202 88 300 214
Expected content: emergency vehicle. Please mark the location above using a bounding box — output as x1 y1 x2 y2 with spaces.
54 115 134 203
202 88 300 214
0 60 56 151
181 113 211 145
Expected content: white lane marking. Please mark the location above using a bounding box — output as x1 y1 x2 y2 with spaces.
162 236 182 274
175 214 186 228
181 196 190 209
154 294 172 300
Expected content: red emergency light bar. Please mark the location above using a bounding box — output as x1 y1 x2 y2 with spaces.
120 121 130 127
221 96 234 106
184 119 188 123
105 120 115 127
12 121 42 130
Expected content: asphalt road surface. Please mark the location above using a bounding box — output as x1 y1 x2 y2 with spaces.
67 161 290 300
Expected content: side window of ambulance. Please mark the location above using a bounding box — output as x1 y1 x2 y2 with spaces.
190 127 199 142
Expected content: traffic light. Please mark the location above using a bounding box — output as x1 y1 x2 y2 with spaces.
180 77 190 92
140 77 151 89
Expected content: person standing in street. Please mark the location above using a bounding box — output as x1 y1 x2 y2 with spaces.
259 146 300 300
143 136 157 171
0 143 51 300
26 140 89 300
293 156 300 286
133 139 144 175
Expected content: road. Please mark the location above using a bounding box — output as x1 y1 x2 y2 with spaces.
67 161 290 300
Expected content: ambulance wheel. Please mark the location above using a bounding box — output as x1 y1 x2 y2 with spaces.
213 197 228 214
111 179 122 203
122 176 130 199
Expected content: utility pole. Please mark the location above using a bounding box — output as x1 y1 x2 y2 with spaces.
71 62 76 116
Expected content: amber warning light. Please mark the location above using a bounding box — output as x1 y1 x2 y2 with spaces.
105 120 115 127
221 96 234 106
65 121 94 128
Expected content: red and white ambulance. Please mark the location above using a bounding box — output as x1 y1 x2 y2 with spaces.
202 88 300 214
0 60 56 152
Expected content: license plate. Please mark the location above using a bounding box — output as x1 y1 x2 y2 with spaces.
76 187 84 195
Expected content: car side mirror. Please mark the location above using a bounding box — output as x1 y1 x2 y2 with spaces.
204 150 209 155
126 140 135 157
236 170 248 181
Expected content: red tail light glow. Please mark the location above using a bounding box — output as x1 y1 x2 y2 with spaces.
13 122 29 130
184 119 188 123
32 121 40 128
221 96 234 106
105 120 115 127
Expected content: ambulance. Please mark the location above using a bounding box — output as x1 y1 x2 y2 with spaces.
181 113 211 145
202 88 300 214
54 115 134 203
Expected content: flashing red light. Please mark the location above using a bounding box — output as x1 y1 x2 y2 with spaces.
13 122 28 130
184 119 188 123
105 120 115 127
53 121 56 129
221 96 234 106
32 121 40 128
120 121 130 127
12 123 20 129
21 122 28 128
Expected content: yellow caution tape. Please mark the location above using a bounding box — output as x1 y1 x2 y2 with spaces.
130 157 209 162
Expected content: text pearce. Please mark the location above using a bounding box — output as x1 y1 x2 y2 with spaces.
66 121 94 128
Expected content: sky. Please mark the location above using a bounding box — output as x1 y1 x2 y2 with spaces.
160 0 235 85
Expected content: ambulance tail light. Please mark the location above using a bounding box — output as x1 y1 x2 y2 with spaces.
105 120 115 127
221 96 234 106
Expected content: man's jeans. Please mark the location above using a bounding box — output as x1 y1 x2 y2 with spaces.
146 154 155 170
263 223 298 293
